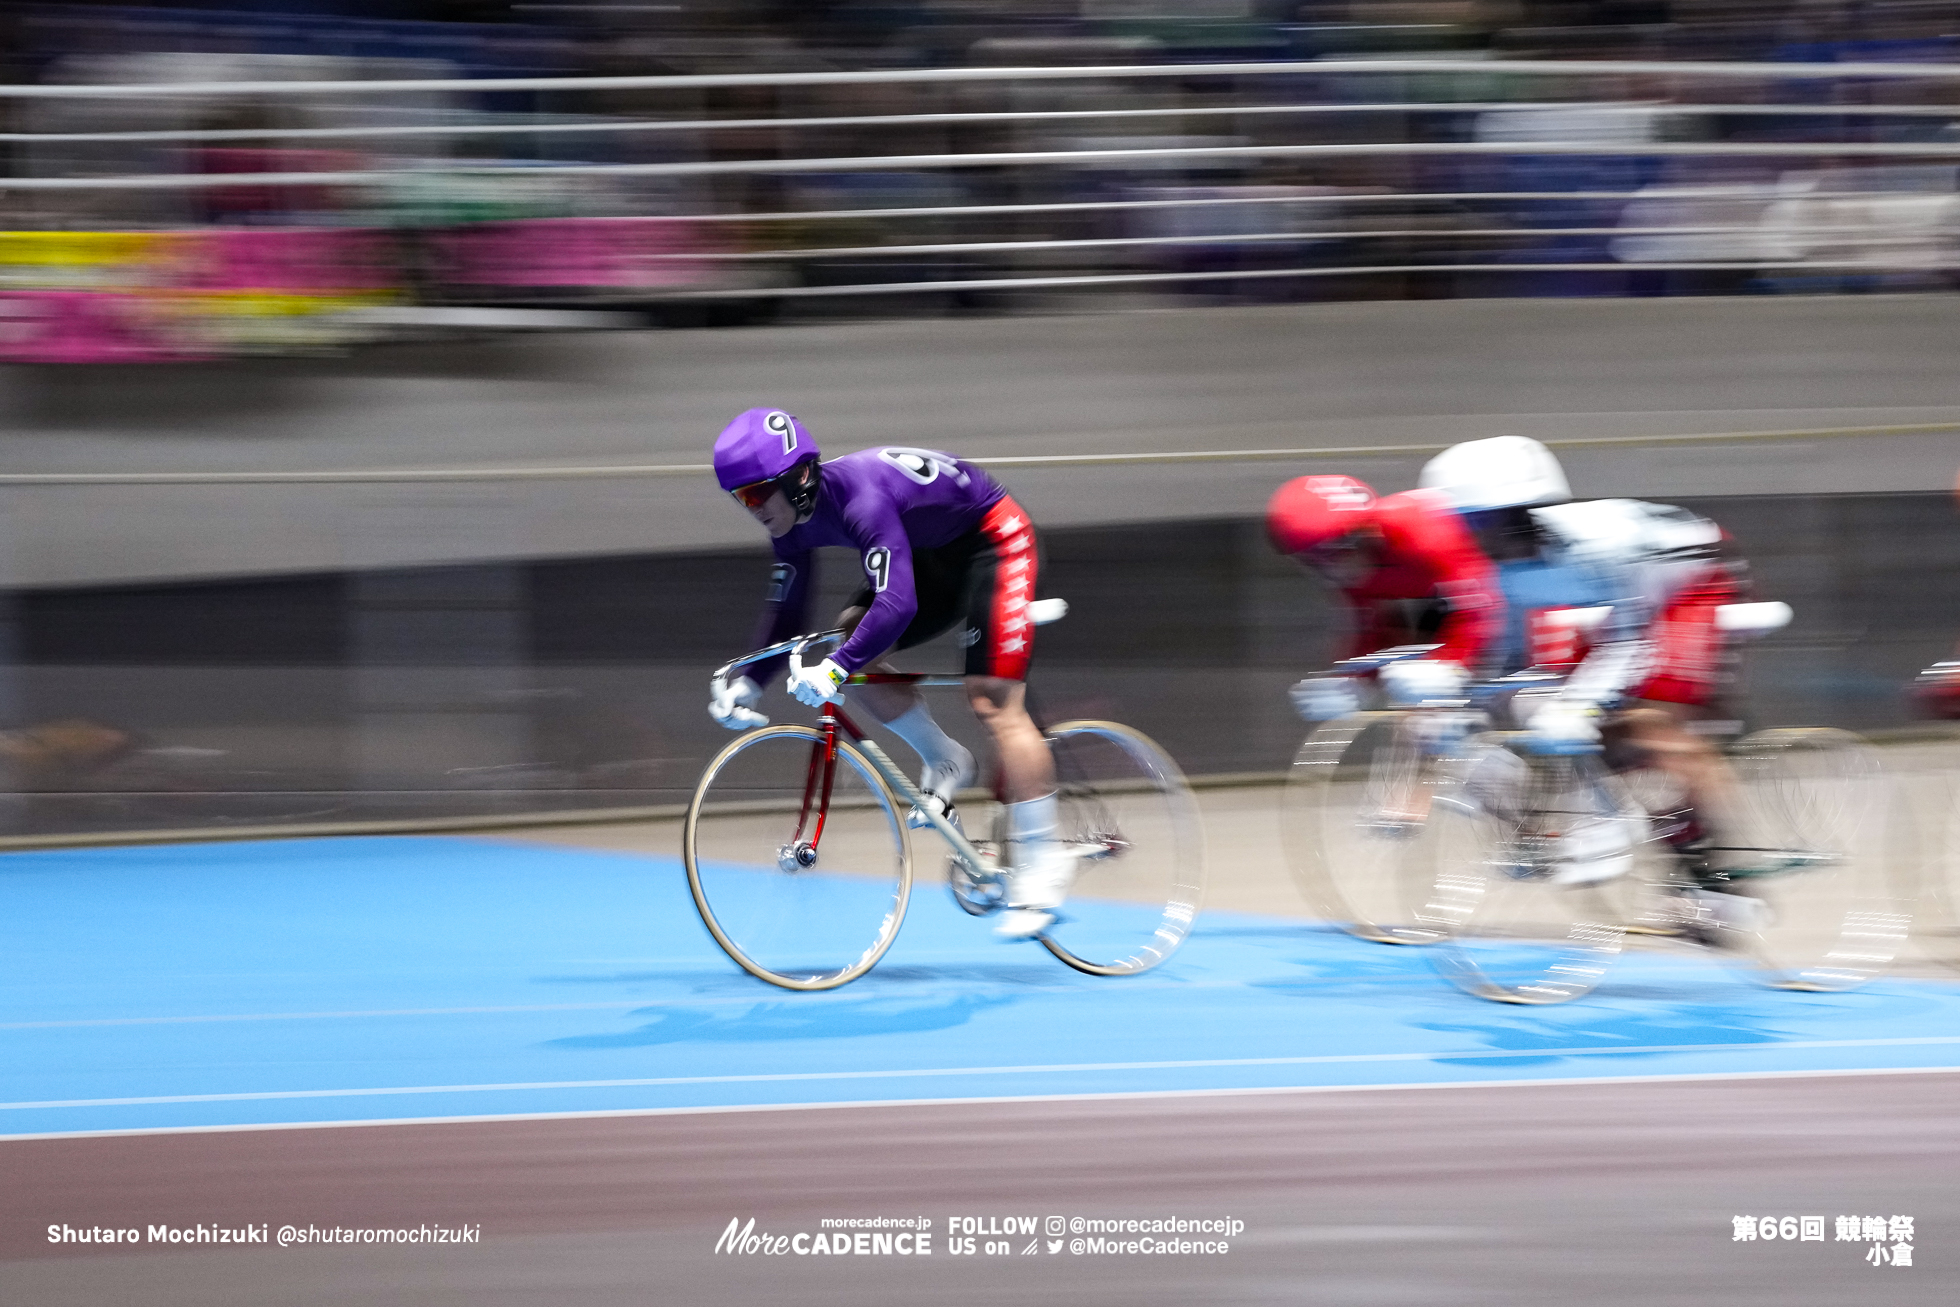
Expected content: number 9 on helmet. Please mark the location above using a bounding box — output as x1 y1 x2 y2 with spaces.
714 407 820 491
715 407 823 520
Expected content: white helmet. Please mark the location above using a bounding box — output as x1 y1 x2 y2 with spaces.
1418 436 1571 512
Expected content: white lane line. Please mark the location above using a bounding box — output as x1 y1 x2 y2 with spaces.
7 1063 1960 1143
0 1002 664 1030
0 969 1512 1029
0 977 1292 1029
7 1034 1960 1111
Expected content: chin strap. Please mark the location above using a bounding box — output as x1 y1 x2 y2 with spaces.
784 460 822 518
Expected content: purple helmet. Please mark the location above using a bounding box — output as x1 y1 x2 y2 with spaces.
714 408 818 492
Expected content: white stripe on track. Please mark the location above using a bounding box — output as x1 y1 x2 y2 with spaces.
6 1063 1960 1143
0 973 1404 1029
0 1002 658 1030
7 1034 1960 1112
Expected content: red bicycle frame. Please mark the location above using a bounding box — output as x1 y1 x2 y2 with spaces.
710 628 973 861
792 704 857 857
792 672 935 857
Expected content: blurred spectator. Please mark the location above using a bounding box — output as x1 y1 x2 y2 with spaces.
8 0 1960 355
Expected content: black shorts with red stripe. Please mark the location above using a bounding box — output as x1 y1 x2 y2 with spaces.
847 496 1039 681
1634 572 1741 707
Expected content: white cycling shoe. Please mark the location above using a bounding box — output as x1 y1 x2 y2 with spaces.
1550 815 1635 886
1683 887 1771 941
994 842 1078 940
908 744 975 830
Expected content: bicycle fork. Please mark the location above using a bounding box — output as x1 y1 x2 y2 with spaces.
810 706 998 884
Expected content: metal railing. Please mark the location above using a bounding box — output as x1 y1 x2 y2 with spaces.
13 97 1960 151
7 54 1960 330
10 55 1960 96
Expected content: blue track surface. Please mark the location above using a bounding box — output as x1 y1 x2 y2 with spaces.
5 835 1960 1139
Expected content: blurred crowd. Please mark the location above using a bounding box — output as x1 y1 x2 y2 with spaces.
3 1 1960 359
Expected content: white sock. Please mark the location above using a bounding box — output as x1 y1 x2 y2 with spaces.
1005 792 1071 909
1007 791 1059 848
885 703 969 786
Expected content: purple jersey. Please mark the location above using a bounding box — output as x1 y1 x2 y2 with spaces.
752 447 1008 673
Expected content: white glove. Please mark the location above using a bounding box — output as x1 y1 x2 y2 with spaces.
709 674 767 730
1290 676 1360 723
1379 658 1467 708
789 657 850 707
1526 699 1602 753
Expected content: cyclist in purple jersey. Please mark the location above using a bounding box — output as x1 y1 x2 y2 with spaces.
750 447 1008 674
707 407 1072 938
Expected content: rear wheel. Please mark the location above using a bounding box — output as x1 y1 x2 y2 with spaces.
1036 721 1206 976
1724 728 1912 991
1920 749 1960 972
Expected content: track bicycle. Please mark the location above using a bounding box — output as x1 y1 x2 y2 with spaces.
683 622 1206 990
1285 605 1912 1001
1285 649 1652 1001
1424 719 1912 1004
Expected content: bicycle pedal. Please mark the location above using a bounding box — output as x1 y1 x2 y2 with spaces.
907 797 961 831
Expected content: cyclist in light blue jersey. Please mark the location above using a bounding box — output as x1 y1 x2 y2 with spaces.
1421 436 1773 939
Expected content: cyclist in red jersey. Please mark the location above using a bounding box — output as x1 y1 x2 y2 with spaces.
1266 474 1502 719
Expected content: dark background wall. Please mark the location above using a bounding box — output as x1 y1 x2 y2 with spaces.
2 490 1953 838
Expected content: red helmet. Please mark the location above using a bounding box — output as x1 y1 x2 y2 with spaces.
1266 475 1378 555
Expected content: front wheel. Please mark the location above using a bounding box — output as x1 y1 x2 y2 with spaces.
1036 721 1206 976
684 725 912 990
1423 739 1634 1004
1282 712 1449 945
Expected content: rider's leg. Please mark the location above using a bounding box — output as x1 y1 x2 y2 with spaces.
968 675 1071 936
1614 704 1768 936
966 677 1054 802
956 496 1063 937
1618 705 1745 853
1620 590 1763 895
834 603 975 812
